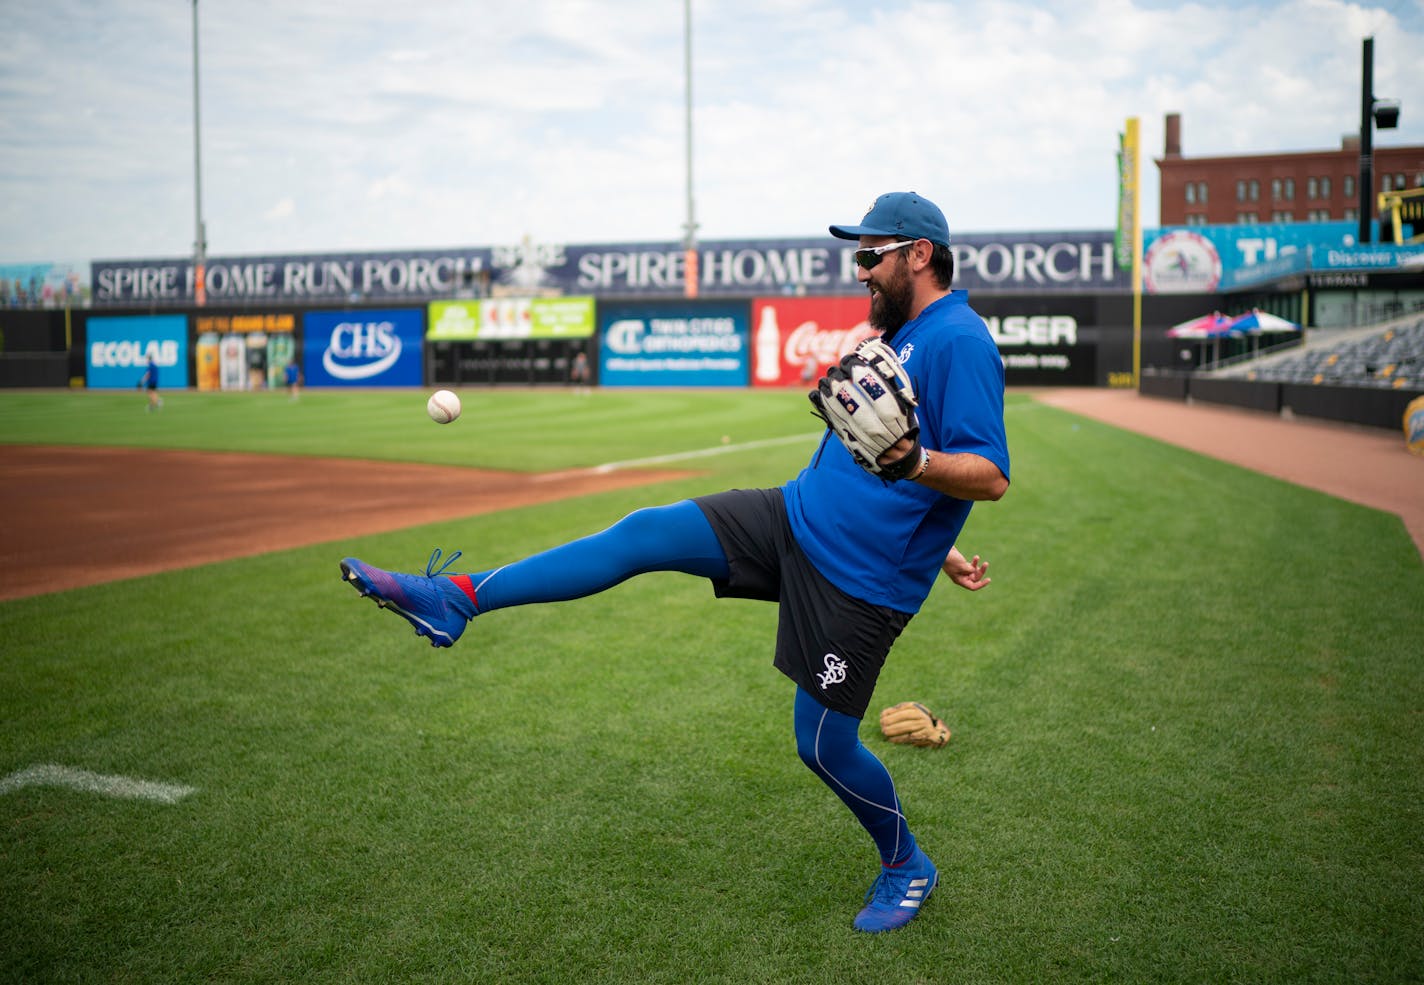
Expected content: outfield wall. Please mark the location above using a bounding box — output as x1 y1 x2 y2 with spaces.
1139 370 1423 430
5 291 1241 392
8 295 1417 430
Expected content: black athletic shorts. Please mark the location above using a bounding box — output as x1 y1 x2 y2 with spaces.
692 487 912 719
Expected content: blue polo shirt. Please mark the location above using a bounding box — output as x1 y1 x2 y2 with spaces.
782 291 1009 612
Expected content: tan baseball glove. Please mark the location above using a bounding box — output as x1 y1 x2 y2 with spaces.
879 701 951 748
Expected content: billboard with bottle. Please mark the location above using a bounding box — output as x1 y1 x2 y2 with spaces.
749 297 876 388
193 313 298 390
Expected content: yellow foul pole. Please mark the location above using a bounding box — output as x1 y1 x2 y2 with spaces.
1125 117 1142 387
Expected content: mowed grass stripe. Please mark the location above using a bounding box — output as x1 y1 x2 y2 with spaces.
0 389 1419 983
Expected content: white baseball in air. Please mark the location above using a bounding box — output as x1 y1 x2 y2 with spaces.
427 389 461 424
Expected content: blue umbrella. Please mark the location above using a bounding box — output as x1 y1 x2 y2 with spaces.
1226 309 1301 334
1226 310 1301 362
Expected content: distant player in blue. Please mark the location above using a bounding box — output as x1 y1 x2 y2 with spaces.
283 359 303 401
138 354 162 412
341 192 1010 933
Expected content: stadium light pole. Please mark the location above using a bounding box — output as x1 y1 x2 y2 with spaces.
1359 36 1375 244
192 0 208 305
682 0 699 298
1358 36 1401 246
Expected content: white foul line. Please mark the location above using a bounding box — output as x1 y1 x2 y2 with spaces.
0 764 197 804
533 432 823 482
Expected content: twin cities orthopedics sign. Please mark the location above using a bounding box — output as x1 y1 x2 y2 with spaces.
92 231 1127 304
597 301 748 387
302 309 424 387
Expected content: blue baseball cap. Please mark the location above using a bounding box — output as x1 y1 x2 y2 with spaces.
829 191 951 247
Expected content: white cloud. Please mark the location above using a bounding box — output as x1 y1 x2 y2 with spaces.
262 197 296 220
0 0 1419 262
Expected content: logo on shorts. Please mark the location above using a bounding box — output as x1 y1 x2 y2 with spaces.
817 652 848 690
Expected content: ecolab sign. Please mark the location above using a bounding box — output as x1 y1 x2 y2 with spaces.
85 314 189 389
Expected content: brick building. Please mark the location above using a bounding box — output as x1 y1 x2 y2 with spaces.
1156 112 1424 231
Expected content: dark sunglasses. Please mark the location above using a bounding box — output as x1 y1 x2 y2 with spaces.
852 240 918 270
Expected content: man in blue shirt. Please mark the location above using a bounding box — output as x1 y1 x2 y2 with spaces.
341 191 1010 933
138 354 162 412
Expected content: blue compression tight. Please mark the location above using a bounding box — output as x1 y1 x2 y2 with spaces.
794 686 916 867
459 500 913 866
463 500 730 612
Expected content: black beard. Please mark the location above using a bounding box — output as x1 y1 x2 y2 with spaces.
868 263 914 338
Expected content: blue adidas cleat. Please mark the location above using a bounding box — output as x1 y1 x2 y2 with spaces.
340 549 476 648
853 846 938 933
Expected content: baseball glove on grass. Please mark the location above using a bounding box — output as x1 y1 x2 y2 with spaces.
809 338 923 481
879 701 951 748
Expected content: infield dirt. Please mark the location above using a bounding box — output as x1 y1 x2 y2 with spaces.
3 388 1419 601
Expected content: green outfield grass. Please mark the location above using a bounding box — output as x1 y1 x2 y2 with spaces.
1 388 1421 984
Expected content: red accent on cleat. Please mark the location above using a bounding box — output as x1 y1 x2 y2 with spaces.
450 573 478 607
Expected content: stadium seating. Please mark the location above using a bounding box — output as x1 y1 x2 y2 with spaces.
1233 313 1424 390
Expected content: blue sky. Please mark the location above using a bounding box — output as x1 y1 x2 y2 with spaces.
1 0 1420 263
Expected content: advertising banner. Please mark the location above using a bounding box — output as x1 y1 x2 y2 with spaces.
302 308 424 387
196 333 219 390
194 312 297 390
575 233 1123 296
750 294 1099 386
219 334 248 390
85 314 189 389
428 296 596 340
999 345 1097 384
93 250 489 306
1312 242 1424 272
749 296 875 388
1142 221 1424 293
94 230 1127 305
2 260 90 308
82 224 1424 308
975 296 1099 386
597 301 747 387
427 301 480 340
265 332 297 389
1116 119 1140 269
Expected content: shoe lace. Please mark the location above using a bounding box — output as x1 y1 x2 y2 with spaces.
424 548 463 578
863 870 896 906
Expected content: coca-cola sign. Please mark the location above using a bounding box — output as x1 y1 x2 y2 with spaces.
750 297 876 388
